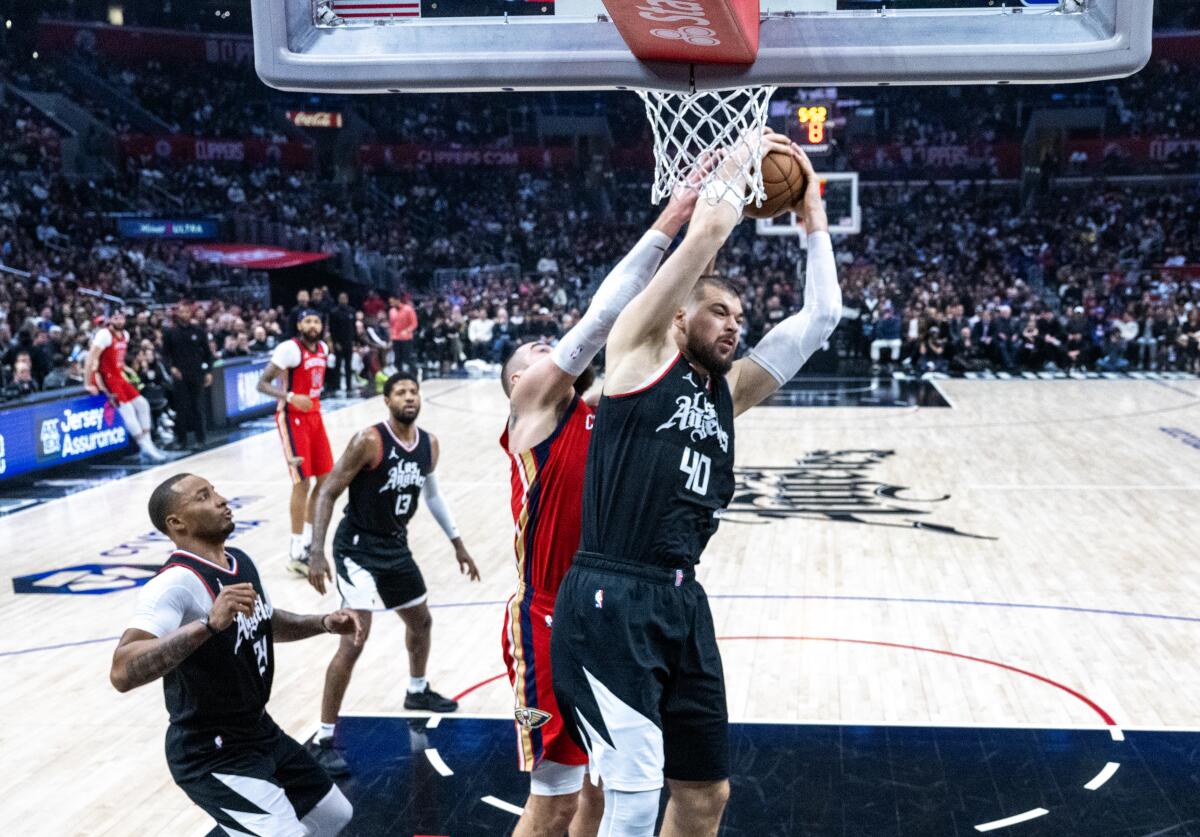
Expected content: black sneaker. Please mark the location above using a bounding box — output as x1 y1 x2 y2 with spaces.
306 736 350 777
404 684 459 713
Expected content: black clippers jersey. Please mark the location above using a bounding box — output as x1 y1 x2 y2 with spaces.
344 422 432 542
580 352 735 568
159 547 273 733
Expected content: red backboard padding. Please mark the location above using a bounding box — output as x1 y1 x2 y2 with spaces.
600 0 760 65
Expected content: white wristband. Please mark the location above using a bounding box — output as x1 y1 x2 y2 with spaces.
699 180 746 216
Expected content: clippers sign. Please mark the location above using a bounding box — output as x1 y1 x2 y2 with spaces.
286 111 344 129
0 392 133 482
602 0 759 63
12 563 160 596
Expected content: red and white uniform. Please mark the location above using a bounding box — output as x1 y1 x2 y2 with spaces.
272 338 334 481
91 327 140 404
499 394 594 771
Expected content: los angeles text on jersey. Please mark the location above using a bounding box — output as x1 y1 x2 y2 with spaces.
655 389 730 453
232 591 272 659
380 456 424 493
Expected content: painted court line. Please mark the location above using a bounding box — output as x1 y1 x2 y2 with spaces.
1084 762 1120 791
975 808 1050 832
426 715 441 729
424 748 453 777
482 795 524 816
1110 727 1125 742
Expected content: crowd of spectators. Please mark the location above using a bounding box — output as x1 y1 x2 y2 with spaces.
0 30 1198 409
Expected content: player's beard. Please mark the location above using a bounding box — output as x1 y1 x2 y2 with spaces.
391 404 420 425
685 331 734 378
573 365 596 396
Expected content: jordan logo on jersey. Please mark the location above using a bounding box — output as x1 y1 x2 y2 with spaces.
655 392 729 453
379 460 424 493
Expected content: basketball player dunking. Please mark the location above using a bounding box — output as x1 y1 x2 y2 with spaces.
303 372 480 776
257 309 335 575
110 473 366 836
85 310 166 463
499 189 697 837
550 135 842 836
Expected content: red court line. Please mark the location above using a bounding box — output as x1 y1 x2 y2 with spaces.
453 636 1118 727
453 672 507 703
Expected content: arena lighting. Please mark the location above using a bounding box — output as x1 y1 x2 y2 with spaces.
31 50 37 59
4 19 11 29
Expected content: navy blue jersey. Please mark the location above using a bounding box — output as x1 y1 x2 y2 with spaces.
580 353 735 568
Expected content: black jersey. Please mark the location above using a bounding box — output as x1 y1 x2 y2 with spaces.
158 547 273 734
580 352 735 568
344 422 432 543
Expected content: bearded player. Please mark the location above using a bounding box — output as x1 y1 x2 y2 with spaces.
550 137 842 837
85 310 166 463
499 188 697 837
258 308 334 575
303 372 480 777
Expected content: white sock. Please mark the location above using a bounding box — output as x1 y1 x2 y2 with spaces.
408 677 427 694
290 533 305 559
302 522 313 547
315 722 336 742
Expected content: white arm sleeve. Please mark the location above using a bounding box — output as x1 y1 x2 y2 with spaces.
127 567 212 637
746 231 843 386
550 230 672 376
422 472 460 541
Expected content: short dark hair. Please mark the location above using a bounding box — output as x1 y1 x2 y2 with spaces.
690 274 738 305
500 339 539 397
148 473 193 536
383 371 419 398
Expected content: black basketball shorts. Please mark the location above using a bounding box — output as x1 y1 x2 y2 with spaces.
332 522 427 611
549 552 730 792
166 714 333 836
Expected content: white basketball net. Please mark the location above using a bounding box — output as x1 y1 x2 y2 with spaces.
638 85 777 208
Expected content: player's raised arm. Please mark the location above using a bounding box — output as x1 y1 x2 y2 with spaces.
728 144 842 417
509 190 697 412
307 428 382 594
604 130 794 389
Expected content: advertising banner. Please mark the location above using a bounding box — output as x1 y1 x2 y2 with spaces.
118 135 315 170
0 393 131 481
117 218 219 239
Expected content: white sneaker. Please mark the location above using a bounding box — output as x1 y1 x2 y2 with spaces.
139 447 167 464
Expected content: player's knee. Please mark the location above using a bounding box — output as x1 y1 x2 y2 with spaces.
304 785 353 835
602 787 660 835
670 779 729 821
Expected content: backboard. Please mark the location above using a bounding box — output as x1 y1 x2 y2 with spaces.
250 0 1153 94
756 172 860 237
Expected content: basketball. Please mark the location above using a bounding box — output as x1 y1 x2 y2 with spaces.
743 149 809 220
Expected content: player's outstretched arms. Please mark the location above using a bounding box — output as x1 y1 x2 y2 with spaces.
605 129 794 390
308 429 382 595
110 583 257 692
729 144 842 416
274 608 366 643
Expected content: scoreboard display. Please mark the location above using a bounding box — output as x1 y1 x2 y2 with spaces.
770 93 836 154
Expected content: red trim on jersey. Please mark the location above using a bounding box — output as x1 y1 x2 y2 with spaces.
607 352 680 399
159 562 217 601
169 549 239 576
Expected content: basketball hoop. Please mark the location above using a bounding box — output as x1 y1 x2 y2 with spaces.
639 85 777 209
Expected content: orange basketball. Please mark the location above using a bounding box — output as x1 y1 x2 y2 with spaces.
743 149 808 220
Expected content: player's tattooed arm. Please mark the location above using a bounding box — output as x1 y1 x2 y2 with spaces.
110 583 259 692
307 428 383 595
109 625 210 692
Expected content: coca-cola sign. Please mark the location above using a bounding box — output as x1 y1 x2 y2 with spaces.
286 111 345 129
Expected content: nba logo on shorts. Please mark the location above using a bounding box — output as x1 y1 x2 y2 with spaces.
675 569 683 587
594 589 603 609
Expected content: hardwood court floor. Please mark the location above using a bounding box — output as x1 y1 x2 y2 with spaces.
2 377 1198 836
